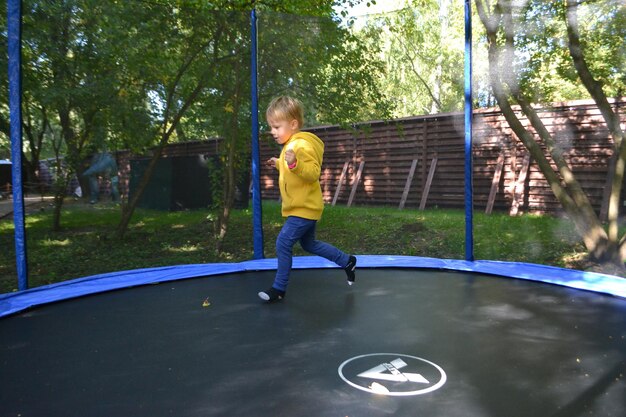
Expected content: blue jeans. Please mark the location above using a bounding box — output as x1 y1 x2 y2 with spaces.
272 216 350 292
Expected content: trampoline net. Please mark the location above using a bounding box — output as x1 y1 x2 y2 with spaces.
257 6 468 257
1 0 624 292
470 0 625 270
0 1 253 290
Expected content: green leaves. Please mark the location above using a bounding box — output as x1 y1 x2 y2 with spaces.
352 0 466 116
500 0 625 103
257 9 392 126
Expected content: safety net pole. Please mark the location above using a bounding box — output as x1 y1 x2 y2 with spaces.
8 0 28 290
464 0 474 262
250 8 264 259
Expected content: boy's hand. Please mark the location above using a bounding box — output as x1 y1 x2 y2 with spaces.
266 157 278 168
285 149 296 166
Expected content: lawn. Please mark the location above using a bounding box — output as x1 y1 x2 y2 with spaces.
0 200 590 293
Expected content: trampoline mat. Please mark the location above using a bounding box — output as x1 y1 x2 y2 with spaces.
1 269 625 417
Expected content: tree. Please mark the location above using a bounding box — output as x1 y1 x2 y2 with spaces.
113 5 251 238
256 7 393 126
206 2 393 250
475 0 626 273
114 0 391 240
2 0 391 249
1 0 156 229
22 0 126 230
352 0 467 117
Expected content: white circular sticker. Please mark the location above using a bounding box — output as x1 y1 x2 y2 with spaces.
338 353 447 396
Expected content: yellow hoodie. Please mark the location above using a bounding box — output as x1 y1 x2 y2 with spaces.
276 131 325 220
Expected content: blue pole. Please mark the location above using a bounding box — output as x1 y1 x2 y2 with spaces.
464 0 474 262
8 0 29 290
250 8 264 259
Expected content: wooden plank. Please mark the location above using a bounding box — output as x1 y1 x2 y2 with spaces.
506 146 518 197
599 152 616 221
347 161 365 207
399 159 418 210
486 151 505 214
510 154 531 216
332 161 350 206
419 156 438 210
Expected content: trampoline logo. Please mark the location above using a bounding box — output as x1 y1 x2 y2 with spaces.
338 353 446 396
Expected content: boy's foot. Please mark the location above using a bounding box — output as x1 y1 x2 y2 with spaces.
258 287 285 302
344 255 357 285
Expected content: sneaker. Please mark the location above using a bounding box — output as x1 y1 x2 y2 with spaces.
344 255 357 285
258 287 285 302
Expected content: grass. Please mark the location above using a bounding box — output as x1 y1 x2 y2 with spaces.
0 200 591 293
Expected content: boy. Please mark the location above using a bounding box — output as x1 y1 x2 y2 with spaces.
259 96 357 302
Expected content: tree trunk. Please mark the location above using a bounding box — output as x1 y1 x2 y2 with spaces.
52 191 65 232
116 142 166 238
215 62 244 253
51 167 72 231
565 0 626 248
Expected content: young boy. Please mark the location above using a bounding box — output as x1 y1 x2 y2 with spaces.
258 96 357 302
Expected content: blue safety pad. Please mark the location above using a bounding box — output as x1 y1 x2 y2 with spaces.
1 255 625 318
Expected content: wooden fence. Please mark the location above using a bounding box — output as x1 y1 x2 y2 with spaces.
118 98 625 216
260 98 624 215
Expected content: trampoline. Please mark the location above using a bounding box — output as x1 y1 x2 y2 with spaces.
1 256 625 417
3 2 626 416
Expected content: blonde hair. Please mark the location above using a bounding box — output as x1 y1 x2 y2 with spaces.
266 96 304 128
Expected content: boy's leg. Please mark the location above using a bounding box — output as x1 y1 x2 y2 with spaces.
299 222 349 266
300 222 356 284
271 216 315 292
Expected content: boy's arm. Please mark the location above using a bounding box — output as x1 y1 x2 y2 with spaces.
266 157 279 170
289 146 320 183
